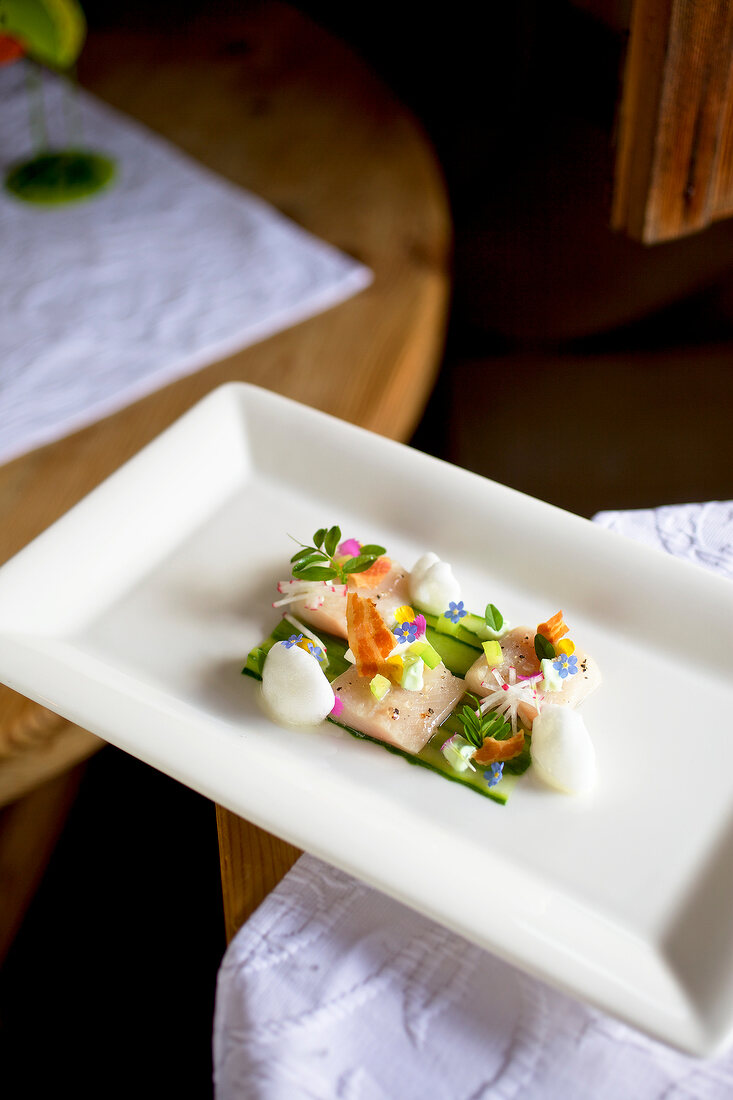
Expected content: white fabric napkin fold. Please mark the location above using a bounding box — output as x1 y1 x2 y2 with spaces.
213 501 733 1099
0 65 371 467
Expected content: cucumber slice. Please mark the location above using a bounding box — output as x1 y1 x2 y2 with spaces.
424 626 479 677
420 610 485 649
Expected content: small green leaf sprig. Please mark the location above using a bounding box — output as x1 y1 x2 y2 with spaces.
534 633 556 661
458 697 513 749
289 526 386 584
485 603 503 632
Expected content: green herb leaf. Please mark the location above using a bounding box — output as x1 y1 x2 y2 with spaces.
358 544 386 558
458 702 512 749
312 528 327 548
484 712 512 741
534 633 555 661
292 566 339 581
324 525 341 557
291 554 329 574
484 603 504 632
459 705 483 748
291 546 326 564
341 554 378 574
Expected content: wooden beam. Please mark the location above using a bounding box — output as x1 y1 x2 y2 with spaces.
216 806 301 943
613 0 733 242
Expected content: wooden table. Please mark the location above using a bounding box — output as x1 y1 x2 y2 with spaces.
0 2 450 956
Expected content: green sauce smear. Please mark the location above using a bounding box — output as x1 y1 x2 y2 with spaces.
5 149 116 205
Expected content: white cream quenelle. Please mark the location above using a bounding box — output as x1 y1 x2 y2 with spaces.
530 704 596 795
261 641 335 726
408 552 461 615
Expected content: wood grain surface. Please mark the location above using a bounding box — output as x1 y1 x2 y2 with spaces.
613 0 733 242
0 2 450 940
216 805 301 943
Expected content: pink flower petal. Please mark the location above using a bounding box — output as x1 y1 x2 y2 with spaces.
330 695 344 717
338 538 361 557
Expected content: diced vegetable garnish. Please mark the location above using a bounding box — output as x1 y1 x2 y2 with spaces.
409 639 442 669
482 640 502 666
441 734 476 773
370 673 391 700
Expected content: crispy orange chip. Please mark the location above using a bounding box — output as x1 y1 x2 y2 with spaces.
346 592 395 678
473 730 526 765
536 610 569 646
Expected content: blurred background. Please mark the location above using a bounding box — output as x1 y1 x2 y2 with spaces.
2 0 733 1094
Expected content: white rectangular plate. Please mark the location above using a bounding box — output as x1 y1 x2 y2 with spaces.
1 383 731 1056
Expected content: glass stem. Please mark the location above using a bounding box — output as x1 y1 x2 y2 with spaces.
62 65 82 148
26 60 48 152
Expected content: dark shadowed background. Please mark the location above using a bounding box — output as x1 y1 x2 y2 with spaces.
2 2 732 1095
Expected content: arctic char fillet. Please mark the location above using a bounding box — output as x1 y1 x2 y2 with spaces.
330 663 465 755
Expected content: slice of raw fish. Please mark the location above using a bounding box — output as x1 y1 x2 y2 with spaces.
464 625 601 712
289 585 349 638
330 663 466 755
291 558 409 639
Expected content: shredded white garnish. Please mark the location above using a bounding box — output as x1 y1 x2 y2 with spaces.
273 580 346 608
478 667 543 734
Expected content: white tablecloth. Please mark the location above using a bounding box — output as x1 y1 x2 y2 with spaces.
213 500 733 1099
0 64 371 466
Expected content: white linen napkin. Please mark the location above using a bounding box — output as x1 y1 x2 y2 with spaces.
213 501 733 1099
0 65 371 466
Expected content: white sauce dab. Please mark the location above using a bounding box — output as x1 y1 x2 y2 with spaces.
261 642 335 726
408 552 461 614
530 704 596 795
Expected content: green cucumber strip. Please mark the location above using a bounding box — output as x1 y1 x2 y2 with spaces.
243 618 523 804
424 626 478 677
420 610 485 650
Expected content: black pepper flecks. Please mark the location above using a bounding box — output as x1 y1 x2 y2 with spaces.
391 708 400 720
